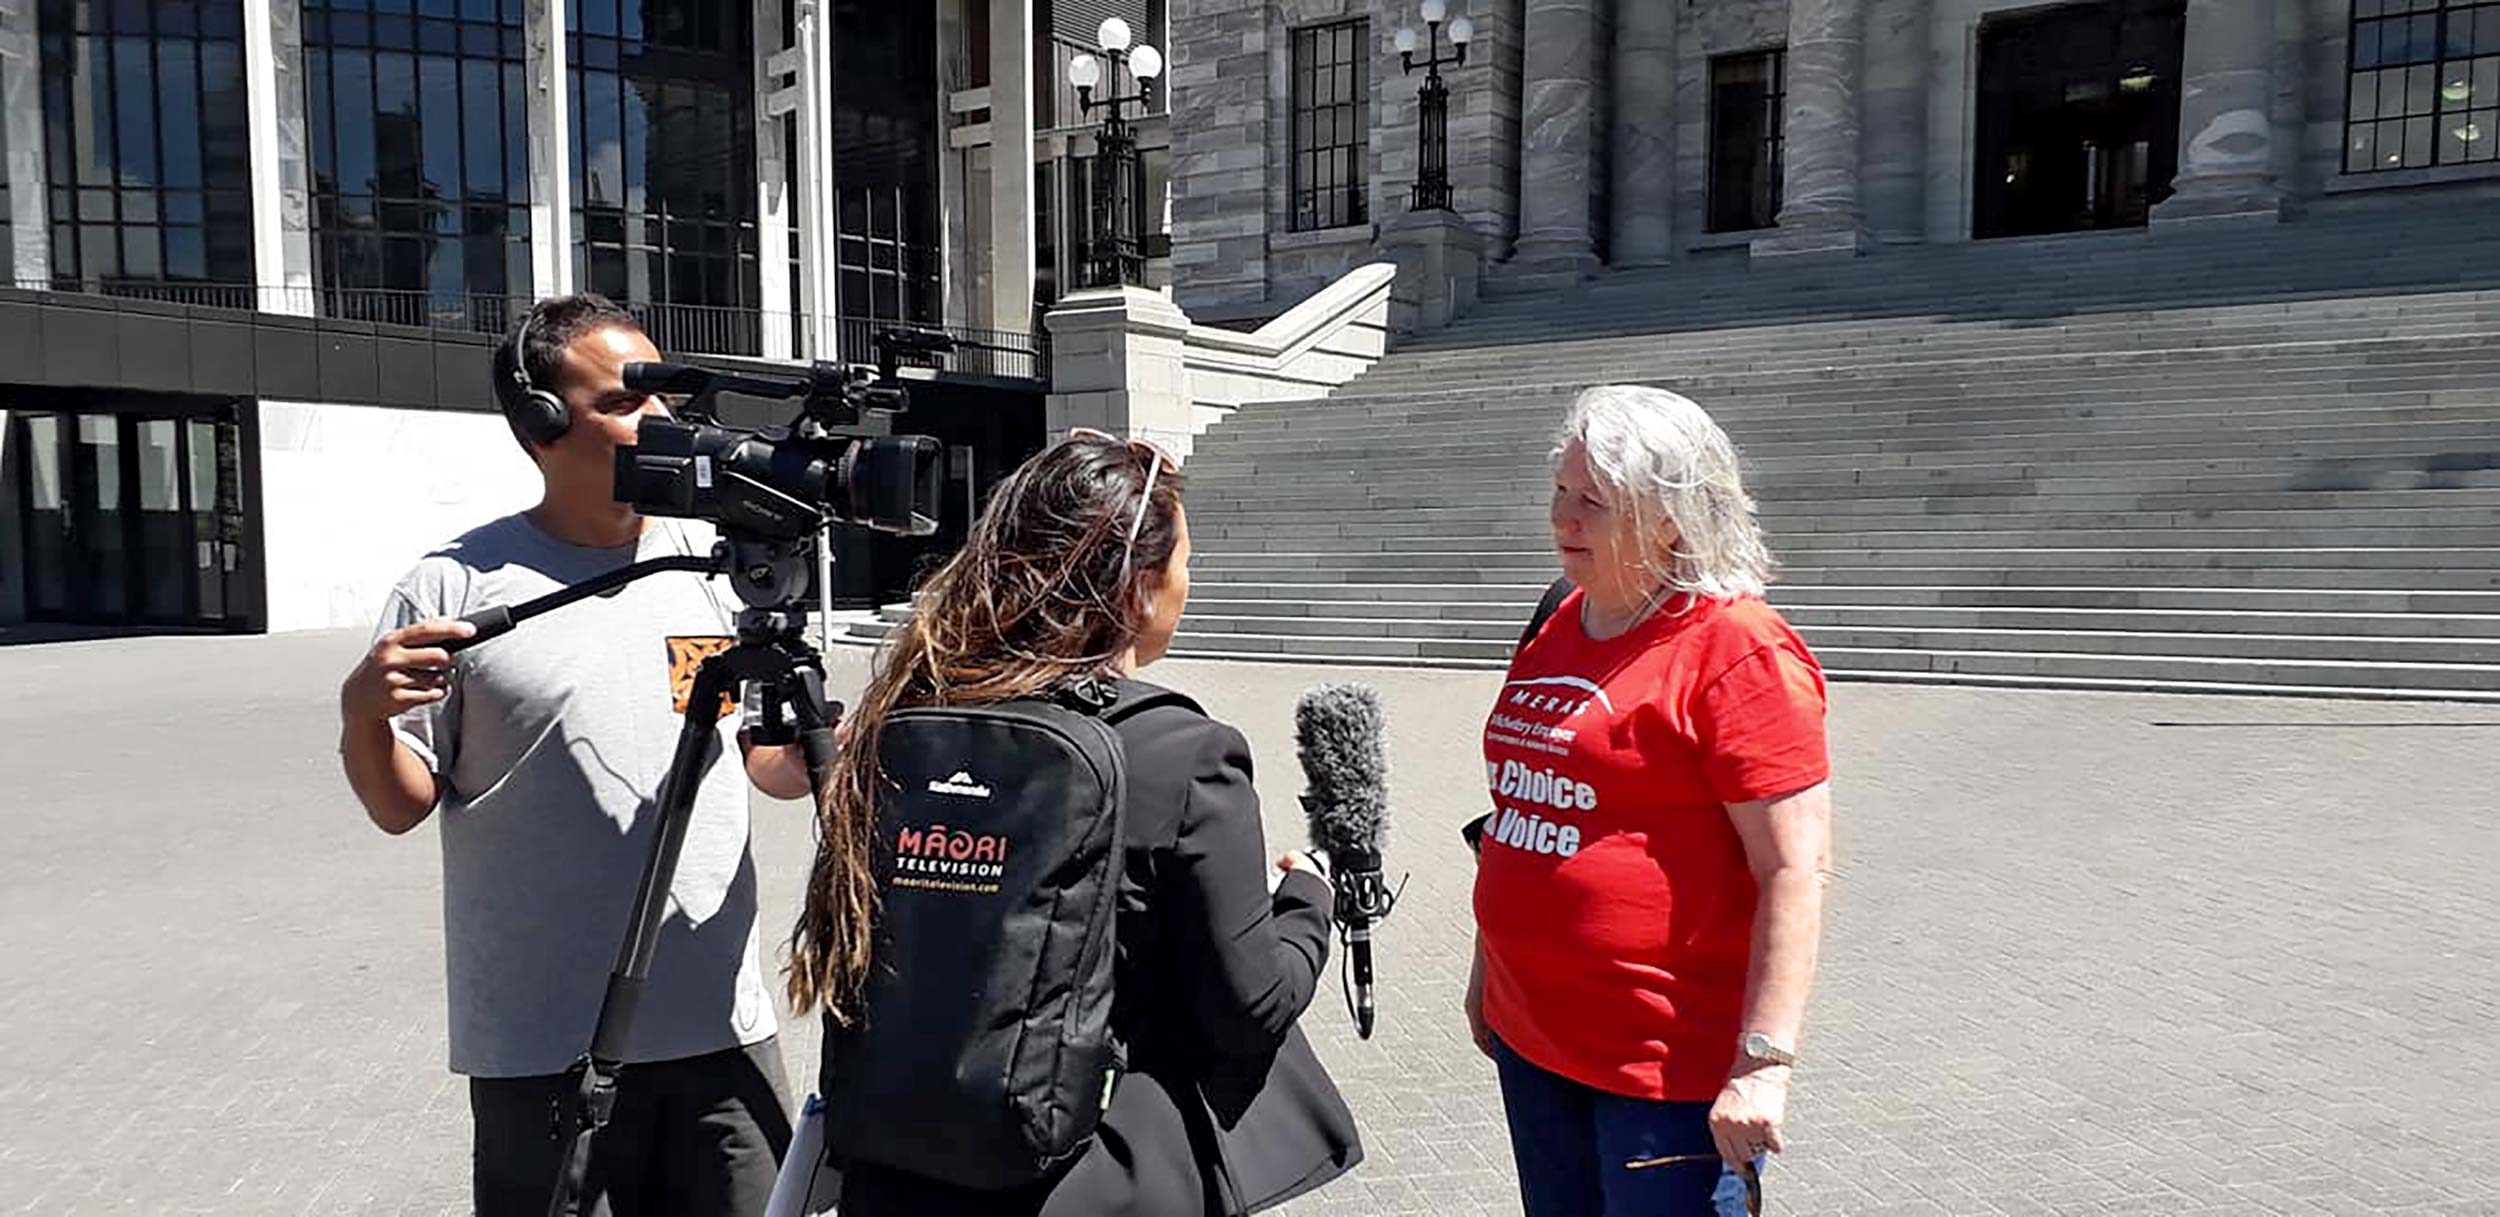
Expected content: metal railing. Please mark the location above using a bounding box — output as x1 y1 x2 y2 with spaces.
15 277 1048 386
815 316 1047 384
16 278 262 311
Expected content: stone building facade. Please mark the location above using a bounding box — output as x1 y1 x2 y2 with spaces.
1168 0 2500 320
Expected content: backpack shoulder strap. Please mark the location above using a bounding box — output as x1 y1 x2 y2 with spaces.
1097 679 1206 727
1519 578 1576 650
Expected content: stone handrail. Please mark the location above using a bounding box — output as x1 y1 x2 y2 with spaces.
1182 262 1395 416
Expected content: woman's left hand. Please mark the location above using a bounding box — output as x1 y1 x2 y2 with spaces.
1707 1066 1790 1167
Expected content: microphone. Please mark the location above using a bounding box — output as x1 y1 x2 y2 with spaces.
1296 684 1397 1039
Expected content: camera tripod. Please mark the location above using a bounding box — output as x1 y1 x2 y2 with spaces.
444 536 843 1217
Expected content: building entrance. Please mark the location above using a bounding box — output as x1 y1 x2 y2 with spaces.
1974 0 2187 239
7 393 259 631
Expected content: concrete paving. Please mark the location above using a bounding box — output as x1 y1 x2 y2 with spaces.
1 629 2495 1215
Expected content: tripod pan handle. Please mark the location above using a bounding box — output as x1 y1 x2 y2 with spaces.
445 605 515 654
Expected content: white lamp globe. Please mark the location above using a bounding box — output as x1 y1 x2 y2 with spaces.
1130 44 1163 79
1098 16 1132 52
1449 15 1474 44
1421 0 1448 22
1069 52 1101 90
1395 25 1419 53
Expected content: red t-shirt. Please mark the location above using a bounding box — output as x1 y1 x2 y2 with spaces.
1474 591 1829 1101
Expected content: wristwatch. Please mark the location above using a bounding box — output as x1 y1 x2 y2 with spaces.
1736 1031 1798 1067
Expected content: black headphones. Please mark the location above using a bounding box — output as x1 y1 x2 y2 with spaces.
498 308 572 447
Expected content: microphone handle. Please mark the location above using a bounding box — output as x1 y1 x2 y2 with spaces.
1348 919 1376 1039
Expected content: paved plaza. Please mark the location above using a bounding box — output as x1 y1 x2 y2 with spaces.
1 629 2495 1215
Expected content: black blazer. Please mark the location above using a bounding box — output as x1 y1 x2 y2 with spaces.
832 680 1365 1217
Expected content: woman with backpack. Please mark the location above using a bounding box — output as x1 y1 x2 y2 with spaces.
785 430 1364 1216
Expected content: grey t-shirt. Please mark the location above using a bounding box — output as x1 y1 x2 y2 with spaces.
374 513 777 1078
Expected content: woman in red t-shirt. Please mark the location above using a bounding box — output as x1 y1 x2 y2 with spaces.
1468 385 1835 1217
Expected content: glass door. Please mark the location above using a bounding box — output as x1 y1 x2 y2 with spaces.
17 414 72 618
185 414 250 626
10 407 252 628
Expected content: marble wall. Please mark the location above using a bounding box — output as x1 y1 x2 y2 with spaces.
1169 0 1524 319
257 402 541 632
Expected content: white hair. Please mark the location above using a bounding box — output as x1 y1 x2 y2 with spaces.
1554 384 1774 601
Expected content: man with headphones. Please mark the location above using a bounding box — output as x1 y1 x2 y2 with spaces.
339 293 814 1216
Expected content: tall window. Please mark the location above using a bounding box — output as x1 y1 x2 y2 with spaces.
305 0 533 328
1289 20 1367 232
1707 49 1786 233
570 0 759 353
2346 0 2500 171
833 0 940 341
38 0 253 293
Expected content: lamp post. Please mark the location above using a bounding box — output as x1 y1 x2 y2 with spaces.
1396 1 1473 212
1070 18 1163 289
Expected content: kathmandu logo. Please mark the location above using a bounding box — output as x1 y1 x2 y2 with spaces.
927 770 993 799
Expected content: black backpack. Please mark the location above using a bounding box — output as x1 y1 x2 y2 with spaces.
821 681 1199 1190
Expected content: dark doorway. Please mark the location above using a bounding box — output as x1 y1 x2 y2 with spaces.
7 393 259 632
1974 0 2186 239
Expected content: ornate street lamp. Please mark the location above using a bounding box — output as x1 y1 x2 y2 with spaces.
1396 1 1473 212
1070 18 1163 288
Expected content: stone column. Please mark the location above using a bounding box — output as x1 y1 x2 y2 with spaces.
988 0 1037 335
2151 0 2282 228
1509 0 1603 281
1754 0 1870 259
1607 0 1677 266
1043 286 1196 459
791 0 838 354
752 0 793 359
524 0 575 298
1 0 46 287
244 0 316 314
1859 0 1930 244
1379 207 1484 334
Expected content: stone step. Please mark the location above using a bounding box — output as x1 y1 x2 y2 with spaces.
1800 645 2500 696
1183 600 2500 642
1147 628 2500 696
1363 326 2500 380
1365 329 2500 385
1335 352 2500 405
1187 463 2500 505
1211 393 2500 444
1183 562 2500 590
1774 564 2500 590
1203 416 2500 463
1188 559 2500 591
1765 584 2500 615
1198 503 2500 541
1778 604 2500 641
1191 440 2500 482
1197 524 2500 556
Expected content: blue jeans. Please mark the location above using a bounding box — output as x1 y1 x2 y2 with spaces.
1492 1037 1757 1217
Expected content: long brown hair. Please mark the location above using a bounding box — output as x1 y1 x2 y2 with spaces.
786 432 1187 1019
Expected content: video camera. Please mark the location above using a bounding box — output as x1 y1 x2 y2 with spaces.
612 328 952 545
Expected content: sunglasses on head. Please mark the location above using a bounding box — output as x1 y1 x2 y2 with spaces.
1065 427 1169 580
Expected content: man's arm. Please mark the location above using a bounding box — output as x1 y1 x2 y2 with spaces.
740 736 814 802
339 618 474 834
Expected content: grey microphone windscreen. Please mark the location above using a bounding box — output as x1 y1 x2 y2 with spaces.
1296 683 1388 859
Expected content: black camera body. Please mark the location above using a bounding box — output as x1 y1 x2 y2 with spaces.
611 342 948 544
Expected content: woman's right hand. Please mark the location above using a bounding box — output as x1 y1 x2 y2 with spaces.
1465 940 1493 1058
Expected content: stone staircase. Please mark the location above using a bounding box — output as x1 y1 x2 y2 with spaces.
844 195 2500 698
1159 197 2500 699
